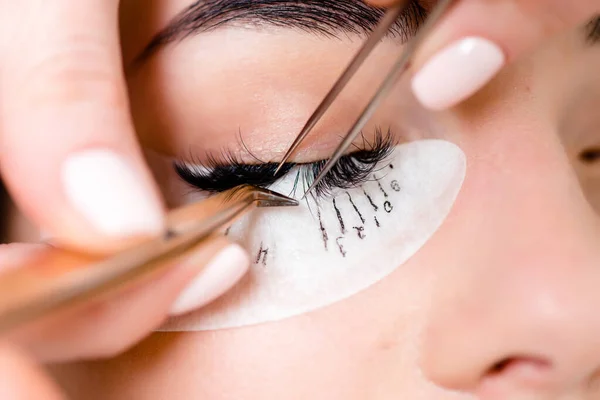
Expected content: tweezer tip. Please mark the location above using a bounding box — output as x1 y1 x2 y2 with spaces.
273 147 297 176
274 128 311 176
300 182 319 200
273 162 287 176
255 188 299 207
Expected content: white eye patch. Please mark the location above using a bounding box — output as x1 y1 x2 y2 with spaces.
160 139 466 331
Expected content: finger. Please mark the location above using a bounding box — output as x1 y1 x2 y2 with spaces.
0 244 48 273
369 0 599 110
0 0 165 254
0 343 65 400
410 0 599 110
6 239 249 363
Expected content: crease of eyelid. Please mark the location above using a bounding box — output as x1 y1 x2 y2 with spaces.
129 0 429 68
173 127 396 197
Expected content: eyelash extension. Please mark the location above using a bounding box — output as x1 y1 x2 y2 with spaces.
174 127 394 198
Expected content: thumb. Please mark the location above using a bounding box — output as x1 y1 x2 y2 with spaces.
0 0 165 254
377 0 600 110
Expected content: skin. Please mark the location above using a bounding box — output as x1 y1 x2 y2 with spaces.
0 0 598 399
43 2 600 400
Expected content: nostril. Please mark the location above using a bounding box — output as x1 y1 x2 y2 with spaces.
579 148 600 164
488 358 515 375
480 356 554 392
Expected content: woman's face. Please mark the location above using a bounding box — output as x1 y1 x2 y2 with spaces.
51 1 600 399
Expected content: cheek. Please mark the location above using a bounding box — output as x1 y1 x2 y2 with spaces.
104 277 445 400
160 139 467 331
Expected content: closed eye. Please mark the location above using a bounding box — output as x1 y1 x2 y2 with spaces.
174 127 395 197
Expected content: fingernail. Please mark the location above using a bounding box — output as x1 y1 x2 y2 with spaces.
169 244 250 316
412 37 506 110
61 149 164 237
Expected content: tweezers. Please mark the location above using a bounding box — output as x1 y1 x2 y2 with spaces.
275 0 454 196
0 185 297 333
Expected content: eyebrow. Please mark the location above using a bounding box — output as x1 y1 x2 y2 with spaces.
136 0 427 63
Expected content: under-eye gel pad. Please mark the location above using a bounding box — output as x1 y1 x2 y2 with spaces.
160 139 466 331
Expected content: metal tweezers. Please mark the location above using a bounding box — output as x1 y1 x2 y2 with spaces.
0 185 297 332
0 1 453 333
275 0 455 196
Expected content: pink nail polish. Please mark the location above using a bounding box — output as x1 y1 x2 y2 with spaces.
169 244 250 316
412 37 506 110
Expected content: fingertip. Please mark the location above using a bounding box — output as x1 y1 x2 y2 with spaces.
0 0 166 255
4 145 167 255
408 0 518 111
10 238 248 362
411 37 506 110
169 243 250 316
60 148 165 245
408 0 596 110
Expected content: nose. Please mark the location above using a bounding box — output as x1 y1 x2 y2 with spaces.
421 132 600 398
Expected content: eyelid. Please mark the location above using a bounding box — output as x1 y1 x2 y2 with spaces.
174 160 295 194
174 127 395 197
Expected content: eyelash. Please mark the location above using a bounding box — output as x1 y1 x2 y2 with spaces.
174 128 394 198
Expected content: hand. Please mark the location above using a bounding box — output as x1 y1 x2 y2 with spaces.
0 240 249 399
0 0 166 253
0 2 250 395
369 0 600 110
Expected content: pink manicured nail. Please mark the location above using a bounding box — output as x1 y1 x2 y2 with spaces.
412 37 506 110
169 244 250 316
62 149 164 237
